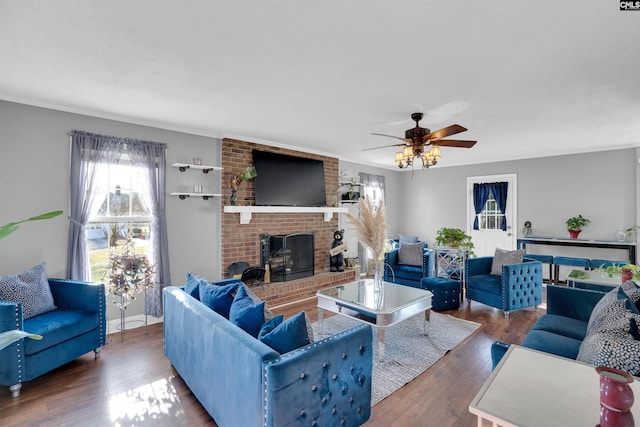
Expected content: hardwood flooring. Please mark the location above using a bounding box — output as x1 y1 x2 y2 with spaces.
0 298 542 426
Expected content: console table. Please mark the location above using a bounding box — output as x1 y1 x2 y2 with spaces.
469 345 640 427
517 237 636 264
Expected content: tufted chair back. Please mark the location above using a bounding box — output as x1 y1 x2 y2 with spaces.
465 256 543 318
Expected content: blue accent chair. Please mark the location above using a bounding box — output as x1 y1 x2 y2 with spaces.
384 243 436 288
465 256 543 318
0 279 106 397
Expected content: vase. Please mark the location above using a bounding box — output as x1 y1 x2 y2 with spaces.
617 230 627 242
597 366 635 413
599 404 635 427
373 261 384 309
622 268 634 283
569 229 582 239
230 190 237 206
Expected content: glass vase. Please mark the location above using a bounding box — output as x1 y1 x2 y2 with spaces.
373 261 384 309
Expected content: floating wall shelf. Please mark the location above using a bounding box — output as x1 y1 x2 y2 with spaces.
224 206 348 224
171 192 222 200
172 163 223 173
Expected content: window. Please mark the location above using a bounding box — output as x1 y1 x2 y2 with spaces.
87 161 152 281
477 189 505 231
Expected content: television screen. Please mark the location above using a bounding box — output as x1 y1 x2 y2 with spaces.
252 150 327 206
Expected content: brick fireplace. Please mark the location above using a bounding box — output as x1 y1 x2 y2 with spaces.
221 138 357 306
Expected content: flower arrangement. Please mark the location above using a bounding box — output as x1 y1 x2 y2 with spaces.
103 233 156 310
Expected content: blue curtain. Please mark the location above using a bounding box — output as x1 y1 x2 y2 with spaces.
472 183 491 230
492 182 509 231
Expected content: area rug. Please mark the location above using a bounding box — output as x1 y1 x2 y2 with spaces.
311 312 480 405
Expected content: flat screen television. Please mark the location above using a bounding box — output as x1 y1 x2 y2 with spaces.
252 150 327 207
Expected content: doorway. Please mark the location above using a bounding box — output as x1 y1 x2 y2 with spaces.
466 174 517 257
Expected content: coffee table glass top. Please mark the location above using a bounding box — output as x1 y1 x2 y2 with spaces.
316 279 432 314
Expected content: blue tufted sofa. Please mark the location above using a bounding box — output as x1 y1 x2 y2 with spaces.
384 244 436 288
0 279 106 397
163 285 373 427
465 256 543 318
491 285 607 368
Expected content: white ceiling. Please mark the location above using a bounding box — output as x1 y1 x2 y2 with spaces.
1 1 639 170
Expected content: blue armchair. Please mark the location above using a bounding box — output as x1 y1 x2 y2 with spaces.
384 243 436 288
465 256 543 318
0 278 106 397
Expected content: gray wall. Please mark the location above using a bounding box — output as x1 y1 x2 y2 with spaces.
0 101 222 311
399 148 638 264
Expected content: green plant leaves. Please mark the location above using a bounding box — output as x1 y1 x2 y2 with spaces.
0 210 63 243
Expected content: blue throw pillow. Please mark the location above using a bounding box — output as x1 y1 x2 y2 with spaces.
229 285 266 338
258 314 284 339
184 272 211 300
199 282 239 318
258 311 311 354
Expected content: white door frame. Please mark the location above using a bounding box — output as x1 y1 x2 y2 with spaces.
466 174 518 256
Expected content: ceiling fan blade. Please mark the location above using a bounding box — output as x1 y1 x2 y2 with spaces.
371 133 411 143
362 142 407 151
432 139 477 148
424 124 467 140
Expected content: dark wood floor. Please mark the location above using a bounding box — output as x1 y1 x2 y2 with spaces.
0 298 542 426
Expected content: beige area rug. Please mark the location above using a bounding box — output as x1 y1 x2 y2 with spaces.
312 312 480 405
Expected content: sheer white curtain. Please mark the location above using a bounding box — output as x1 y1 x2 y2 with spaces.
357 173 386 274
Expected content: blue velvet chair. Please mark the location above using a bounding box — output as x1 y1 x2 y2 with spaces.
465 256 543 318
384 243 435 288
0 279 106 397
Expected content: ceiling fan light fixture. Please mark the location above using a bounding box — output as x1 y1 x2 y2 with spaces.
431 146 441 158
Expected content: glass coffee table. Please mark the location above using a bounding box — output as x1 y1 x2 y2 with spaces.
316 279 433 360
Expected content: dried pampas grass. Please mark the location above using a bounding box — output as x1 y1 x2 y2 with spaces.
344 198 387 261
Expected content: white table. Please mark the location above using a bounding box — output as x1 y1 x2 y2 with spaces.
565 268 621 288
316 279 432 360
469 345 640 427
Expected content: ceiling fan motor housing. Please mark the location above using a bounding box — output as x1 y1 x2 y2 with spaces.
405 126 431 140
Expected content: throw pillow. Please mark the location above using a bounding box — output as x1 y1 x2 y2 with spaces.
258 311 311 354
229 285 266 338
184 272 211 300
490 248 525 276
587 287 633 332
258 314 284 340
0 262 57 319
243 284 275 321
577 330 640 376
398 234 419 244
199 281 239 318
398 242 424 266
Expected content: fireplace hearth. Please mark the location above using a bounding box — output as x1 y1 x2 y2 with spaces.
261 233 315 282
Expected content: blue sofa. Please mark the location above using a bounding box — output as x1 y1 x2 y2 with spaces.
163 285 373 427
0 279 106 397
491 285 607 368
384 244 435 288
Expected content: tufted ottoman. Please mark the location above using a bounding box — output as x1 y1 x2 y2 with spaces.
420 277 460 311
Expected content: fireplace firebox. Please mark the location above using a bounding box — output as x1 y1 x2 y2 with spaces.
260 233 315 282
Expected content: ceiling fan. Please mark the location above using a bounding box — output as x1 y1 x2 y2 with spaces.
367 112 477 169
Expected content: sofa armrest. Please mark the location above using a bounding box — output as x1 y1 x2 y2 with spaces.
385 249 399 266
264 324 373 427
0 301 23 333
48 279 106 313
466 256 493 276
546 284 606 322
422 249 435 277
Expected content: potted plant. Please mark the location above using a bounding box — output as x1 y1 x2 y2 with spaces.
435 227 475 254
598 263 640 283
566 214 590 239
341 178 361 201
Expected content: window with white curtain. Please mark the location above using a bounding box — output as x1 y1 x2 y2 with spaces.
86 159 153 281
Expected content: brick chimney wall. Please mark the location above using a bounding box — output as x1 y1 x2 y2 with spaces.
221 138 340 278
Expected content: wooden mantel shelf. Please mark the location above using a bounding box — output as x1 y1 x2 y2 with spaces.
223 206 347 224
